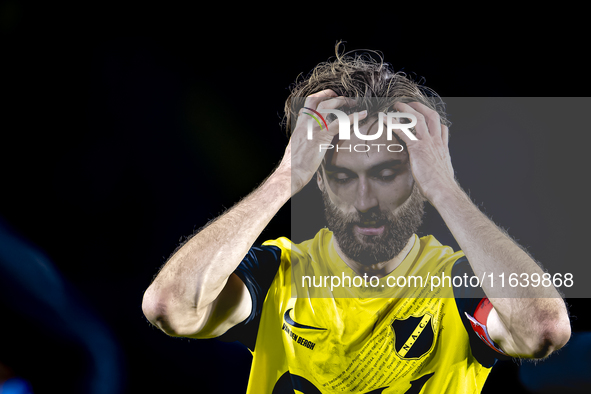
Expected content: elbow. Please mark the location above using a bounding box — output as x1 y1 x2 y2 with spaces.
142 287 198 337
141 287 173 334
528 315 571 359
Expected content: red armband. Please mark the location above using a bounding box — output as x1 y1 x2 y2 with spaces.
465 298 507 355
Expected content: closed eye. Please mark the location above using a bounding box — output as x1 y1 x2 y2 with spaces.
331 173 355 184
372 169 399 182
375 174 397 181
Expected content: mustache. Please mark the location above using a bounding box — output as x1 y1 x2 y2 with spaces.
340 209 392 226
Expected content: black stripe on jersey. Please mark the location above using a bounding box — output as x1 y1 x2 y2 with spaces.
452 257 509 367
216 244 282 350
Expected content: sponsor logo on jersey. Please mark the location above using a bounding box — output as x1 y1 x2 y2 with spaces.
281 308 324 350
283 308 326 331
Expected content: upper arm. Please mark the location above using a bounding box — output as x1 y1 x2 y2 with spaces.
485 306 521 356
143 244 282 342
185 272 253 339
142 271 252 339
461 295 571 360
453 257 569 360
175 244 282 340
452 258 508 365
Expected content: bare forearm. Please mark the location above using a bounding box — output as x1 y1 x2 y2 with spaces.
389 101 569 357
432 184 555 297
143 169 291 330
432 183 569 354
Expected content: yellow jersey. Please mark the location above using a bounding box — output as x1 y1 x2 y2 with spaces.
223 229 502 393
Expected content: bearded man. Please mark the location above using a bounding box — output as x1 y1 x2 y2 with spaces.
142 47 571 393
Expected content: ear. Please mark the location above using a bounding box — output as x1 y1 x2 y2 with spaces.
316 169 325 192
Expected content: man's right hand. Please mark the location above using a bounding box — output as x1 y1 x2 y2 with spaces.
276 89 366 196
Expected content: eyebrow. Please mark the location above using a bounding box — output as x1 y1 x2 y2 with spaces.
324 159 404 173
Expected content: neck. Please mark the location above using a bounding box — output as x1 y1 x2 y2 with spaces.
333 235 416 278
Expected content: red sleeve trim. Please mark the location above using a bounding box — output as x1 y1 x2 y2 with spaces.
465 298 507 355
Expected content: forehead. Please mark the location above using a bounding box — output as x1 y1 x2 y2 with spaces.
328 116 409 170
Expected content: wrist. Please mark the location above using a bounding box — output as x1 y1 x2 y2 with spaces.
266 168 293 200
428 181 468 210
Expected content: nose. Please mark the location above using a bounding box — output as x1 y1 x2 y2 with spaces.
353 177 378 213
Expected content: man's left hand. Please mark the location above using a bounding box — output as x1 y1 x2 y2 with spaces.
391 102 457 203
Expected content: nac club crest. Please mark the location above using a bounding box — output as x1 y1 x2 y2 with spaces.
391 313 435 360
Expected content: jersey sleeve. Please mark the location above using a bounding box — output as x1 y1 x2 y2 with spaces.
452 257 509 367
216 244 282 350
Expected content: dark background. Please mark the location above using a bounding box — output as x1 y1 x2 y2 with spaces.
1 2 589 393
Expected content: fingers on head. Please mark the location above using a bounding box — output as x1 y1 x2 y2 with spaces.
303 89 338 109
394 101 442 140
300 93 357 129
316 97 357 111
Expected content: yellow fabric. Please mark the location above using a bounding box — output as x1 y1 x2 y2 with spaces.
245 228 491 393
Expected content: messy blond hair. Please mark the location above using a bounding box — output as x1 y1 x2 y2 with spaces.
283 42 449 136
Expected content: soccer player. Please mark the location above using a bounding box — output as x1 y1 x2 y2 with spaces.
142 47 571 393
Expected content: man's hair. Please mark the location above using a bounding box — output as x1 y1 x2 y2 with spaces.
283 42 450 136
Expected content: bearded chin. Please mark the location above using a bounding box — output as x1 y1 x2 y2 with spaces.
321 185 425 266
